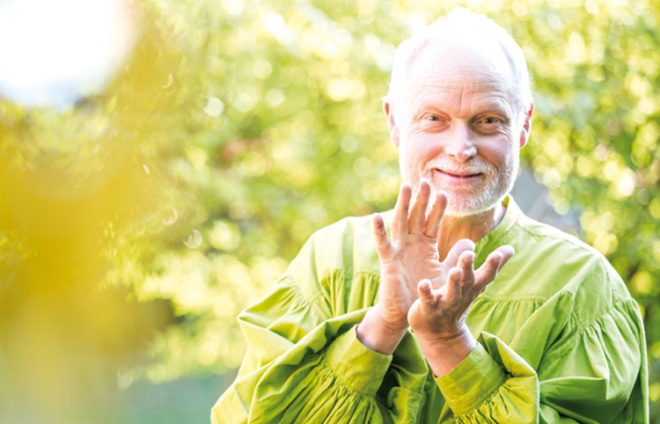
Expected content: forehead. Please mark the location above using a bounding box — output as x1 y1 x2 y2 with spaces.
401 40 517 111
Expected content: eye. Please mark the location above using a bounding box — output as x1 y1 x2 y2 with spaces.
419 113 448 130
474 115 506 134
481 116 500 125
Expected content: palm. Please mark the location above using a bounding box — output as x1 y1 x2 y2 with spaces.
373 181 454 328
407 244 515 339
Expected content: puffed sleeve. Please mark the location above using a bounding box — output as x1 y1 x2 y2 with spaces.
211 224 428 423
434 298 647 423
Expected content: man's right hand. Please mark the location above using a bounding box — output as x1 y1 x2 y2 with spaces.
356 180 475 354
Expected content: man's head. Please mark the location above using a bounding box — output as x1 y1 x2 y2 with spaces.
384 8 534 217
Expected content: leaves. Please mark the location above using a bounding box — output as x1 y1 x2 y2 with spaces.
1 0 659 421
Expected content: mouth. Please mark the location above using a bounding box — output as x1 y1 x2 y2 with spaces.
433 168 483 179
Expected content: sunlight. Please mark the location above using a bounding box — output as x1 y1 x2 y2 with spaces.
0 0 135 108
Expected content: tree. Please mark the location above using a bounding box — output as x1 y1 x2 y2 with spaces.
1 0 658 421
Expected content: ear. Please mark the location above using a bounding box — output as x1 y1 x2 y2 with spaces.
519 102 534 149
383 100 400 147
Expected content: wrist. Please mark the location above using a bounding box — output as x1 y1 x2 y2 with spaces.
415 324 476 377
356 306 408 355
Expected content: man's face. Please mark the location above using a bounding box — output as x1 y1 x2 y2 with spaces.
386 41 532 217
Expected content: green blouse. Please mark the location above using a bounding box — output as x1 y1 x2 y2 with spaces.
212 197 648 423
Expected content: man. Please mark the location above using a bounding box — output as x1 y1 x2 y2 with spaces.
212 8 647 423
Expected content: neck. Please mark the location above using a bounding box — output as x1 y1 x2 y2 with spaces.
437 201 506 260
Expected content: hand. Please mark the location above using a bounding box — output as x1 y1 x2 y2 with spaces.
408 245 514 375
357 180 475 354
371 180 446 331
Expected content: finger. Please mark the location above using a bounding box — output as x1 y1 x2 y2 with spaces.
474 245 515 284
443 238 475 265
423 190 447 238
458 250 476 289
495 245 515 271
372 213 394 259
392 183 412 241
474 250 503 290
445 267 463 303
417 279 436 309
408 179 431 234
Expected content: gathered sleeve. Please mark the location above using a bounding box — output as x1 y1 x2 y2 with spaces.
434 298 648 423
211 221 429 424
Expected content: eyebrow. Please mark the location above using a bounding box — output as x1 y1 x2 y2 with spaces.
410 95 513 117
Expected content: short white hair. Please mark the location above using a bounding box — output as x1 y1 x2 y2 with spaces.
384 8 533 112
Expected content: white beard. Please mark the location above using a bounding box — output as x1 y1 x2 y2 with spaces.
405 153 519 218
443 153 518 217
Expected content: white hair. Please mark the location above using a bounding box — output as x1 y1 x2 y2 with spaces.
384 7 533 112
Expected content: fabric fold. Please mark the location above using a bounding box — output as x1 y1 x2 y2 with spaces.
436 332 538 422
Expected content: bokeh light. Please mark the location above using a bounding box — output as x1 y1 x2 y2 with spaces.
0 0 136 108
1 0 659 422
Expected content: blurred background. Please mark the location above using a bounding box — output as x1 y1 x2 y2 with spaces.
0 0 658 422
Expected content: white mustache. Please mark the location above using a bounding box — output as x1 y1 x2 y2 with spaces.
428 161 492 176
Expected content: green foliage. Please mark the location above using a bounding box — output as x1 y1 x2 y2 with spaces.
2 0 659 421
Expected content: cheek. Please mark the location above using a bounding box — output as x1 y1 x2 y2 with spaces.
399 140 433 181
478 140 515 167
400 134 440 162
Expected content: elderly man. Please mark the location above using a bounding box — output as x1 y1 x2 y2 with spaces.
212 9 647 423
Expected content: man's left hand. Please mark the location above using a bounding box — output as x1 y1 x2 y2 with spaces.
408 245 514 376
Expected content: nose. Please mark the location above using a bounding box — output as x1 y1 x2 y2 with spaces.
444 121 477 162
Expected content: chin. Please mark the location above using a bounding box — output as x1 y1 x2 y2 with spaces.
442 191 510 217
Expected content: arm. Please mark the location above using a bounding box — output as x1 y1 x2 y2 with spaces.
211 222 429 423
411 279 647 423
398 186 646 422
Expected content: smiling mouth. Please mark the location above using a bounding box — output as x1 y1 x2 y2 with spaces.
434 169 483 178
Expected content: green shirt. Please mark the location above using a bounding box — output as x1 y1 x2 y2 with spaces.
212 197 648 423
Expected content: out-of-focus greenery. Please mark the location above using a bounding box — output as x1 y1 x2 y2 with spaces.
0 0 658 422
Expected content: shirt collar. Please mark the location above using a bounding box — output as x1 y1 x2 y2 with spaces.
474 195 522 261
